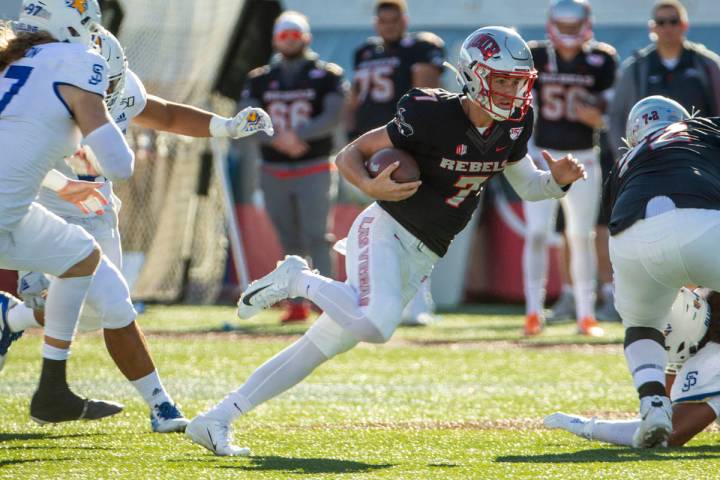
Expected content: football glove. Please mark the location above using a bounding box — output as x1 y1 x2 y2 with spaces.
210 107 274 139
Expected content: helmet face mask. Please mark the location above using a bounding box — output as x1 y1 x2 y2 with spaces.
547 0 593 49
665 287 711 370
625 95 690 148
16 0 102 47
92 27 127 114
456 26 537 122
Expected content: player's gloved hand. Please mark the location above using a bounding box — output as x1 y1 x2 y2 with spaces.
210 107 274 139
362 161 422 202
41 169 108 215
17 271 50 310
65 145 102 177
543 150 587 187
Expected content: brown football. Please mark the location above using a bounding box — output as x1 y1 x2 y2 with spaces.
365 148 420 183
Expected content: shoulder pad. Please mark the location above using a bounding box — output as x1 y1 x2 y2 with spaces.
412 31 445 47
591 41 618 58
247 65 270 79
322 62 344 76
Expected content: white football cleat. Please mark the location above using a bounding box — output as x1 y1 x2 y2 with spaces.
237 255 310 319
150 401 190 433
544 412 596 440
0 292 22 373
186 415 250 457
632 395 672 448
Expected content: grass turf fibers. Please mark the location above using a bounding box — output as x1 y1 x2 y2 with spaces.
1 305 718 479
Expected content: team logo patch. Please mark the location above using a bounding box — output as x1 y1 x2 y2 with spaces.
467 33 500 61
66 0 88 14
455 144 467 156
586 53 605 67
393 108 414 137
509 127 523 140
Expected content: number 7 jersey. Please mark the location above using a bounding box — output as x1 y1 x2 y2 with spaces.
0 42 108 232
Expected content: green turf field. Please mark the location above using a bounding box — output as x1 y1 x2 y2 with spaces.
1 305 719 479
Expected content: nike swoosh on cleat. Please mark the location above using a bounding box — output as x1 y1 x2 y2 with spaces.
207 428 218 452
242 284 272 306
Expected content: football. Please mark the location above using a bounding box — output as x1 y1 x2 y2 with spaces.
365 148 420 183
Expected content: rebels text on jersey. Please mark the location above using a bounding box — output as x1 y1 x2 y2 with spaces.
530 40 617 151
605 117 720 235
243 56 345 164
352 32 445 137
382 88 533 257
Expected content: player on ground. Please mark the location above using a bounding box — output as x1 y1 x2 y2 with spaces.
0 0 130 423
0 26 272 432
546 288 720 447
601 95 720 447
185 26 586 456
348 0 445 326
523 0 617 337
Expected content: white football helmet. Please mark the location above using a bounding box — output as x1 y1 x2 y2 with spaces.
625 95 690 148
664 287 711 372
547 0 593 49
15 0 101 46
454 26 537 122
92 27 127 114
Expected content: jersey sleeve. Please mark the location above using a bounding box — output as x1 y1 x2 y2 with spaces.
54 45 109 97
385 89 435 154
412 32 446 70
595 46 619 92
508 108 535 163
241 67 266 104
324 63 349 96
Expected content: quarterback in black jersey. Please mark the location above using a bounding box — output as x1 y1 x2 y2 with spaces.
603 95 720 449
523 0 619 338
348 0 445 139
186 27 586 457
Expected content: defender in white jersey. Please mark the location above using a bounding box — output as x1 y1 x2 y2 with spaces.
0 0 135 424
1 27 273 432
546 289 720 447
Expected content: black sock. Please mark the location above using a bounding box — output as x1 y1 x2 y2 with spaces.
37 358 69 393
638 382 667 399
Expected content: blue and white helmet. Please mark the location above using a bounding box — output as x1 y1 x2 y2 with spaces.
15 0 102 47
625 95 690 148
664 287 711 372
92 26 127 114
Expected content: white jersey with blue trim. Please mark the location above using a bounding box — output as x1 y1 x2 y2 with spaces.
671 342 720 408
0 42 108 231
38 68 147 219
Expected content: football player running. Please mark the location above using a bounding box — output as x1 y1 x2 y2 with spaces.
186 27 586 456
598 94 720 448
0 25 272 432
523 0 618 337
546 288 720 447
0 0 131 424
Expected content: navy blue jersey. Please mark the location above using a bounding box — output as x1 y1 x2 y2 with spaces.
530 40 617 150
243 56 345 163
605 117 720 235
352 32 444 138
382 88 533 256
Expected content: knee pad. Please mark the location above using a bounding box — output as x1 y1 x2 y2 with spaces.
306 314 359 358
86 257 136 330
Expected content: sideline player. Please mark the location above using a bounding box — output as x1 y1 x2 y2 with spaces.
601 95 720 447
0 0 132 423
546 288 720 447
0 26 272 431
523 0 617 337
186 26 587 456
348 0 445 325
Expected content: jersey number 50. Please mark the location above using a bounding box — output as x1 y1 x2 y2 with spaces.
0 65 34 116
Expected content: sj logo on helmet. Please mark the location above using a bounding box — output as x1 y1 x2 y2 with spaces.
66 0 88 14
468 34 500 61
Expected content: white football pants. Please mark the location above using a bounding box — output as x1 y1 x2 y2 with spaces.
523 146 601 319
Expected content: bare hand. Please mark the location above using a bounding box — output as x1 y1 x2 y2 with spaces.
574 102 604 129
362 161 422 201
58 180 108 215
272 131 309 157
542 150 586 187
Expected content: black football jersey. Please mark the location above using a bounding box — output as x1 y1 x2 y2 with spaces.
382 88 534 256
605 117 720 235
352 32 445 138
242 56 346 163
530 40 617 150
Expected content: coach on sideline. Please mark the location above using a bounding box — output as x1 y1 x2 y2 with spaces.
608 0 720 154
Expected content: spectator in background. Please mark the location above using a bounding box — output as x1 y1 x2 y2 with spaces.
241 11 348 322
346 0 445 325
608 0 720 154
